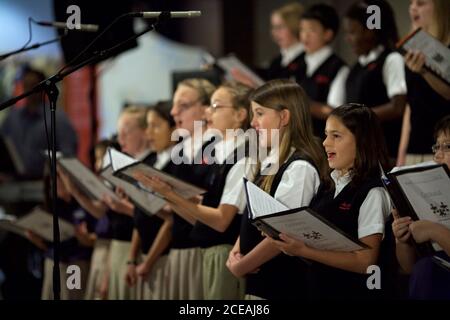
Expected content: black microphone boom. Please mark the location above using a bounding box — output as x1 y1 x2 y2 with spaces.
36 20 99 32
132 11 201 19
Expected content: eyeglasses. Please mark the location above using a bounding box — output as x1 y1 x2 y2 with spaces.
209 102 235 112
432 142 450 154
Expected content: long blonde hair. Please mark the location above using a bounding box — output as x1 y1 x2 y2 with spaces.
250 79 327 193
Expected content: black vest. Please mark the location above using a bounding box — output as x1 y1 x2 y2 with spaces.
190 142 248 248
106 210 134 241
406 49 450 154
307 175 384 299
240 153 314 300
298 53 346 138
133 153 176 255
346 49 402 158
170 138 217 249
263 52 306 81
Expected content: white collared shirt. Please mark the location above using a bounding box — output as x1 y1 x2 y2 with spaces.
356 45 407 98
280 42 305 67
305 46 333 77
330 170 392 238
304 46 350 108
220 148 320 213
153 146 174 170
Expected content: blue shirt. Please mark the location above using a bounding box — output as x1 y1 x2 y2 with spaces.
0 105 78 178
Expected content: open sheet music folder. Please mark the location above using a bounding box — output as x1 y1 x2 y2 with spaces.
380 162 450 253
0 207 75 242
108 148 206 200
57 157 119 201
243 178 368 252
215 54 265 87
100 164 166 216
397 27 450 85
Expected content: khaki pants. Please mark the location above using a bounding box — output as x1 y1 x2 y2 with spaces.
41 258 90 300
202 245 245 300
108 240 136 300
166 247 203 300
244 294 266 300
405 154 434 166
84 239 110 300
137 254 169 300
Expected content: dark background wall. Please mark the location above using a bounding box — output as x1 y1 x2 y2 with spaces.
0 0 411 67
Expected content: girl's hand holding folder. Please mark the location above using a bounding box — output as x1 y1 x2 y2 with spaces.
392 209 413 244
133 171 174 198
101 193 134 217
267 233 307 257
404 50 427 75
57 165 75 194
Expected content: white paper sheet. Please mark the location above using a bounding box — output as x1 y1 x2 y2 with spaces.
245 179 288 219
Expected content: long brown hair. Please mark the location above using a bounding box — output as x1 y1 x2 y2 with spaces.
250 79 327 192
329 104 390 186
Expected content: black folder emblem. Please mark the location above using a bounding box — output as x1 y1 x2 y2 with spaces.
432 53 444 64
430 202 449 217
303 231 323 241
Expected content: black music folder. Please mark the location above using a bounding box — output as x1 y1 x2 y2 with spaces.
243 178 368 252
380 162 450 253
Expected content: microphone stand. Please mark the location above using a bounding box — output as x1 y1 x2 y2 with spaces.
0 15 163 300
0 31 67 61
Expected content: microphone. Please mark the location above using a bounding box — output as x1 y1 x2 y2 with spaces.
36 21 99 32
132 11 201 19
